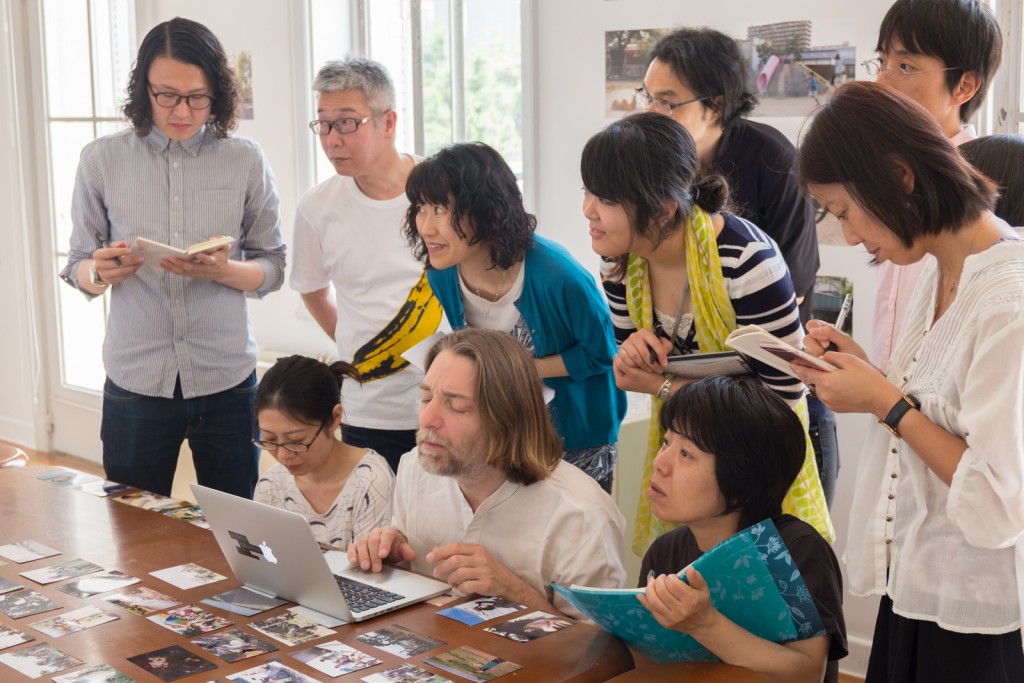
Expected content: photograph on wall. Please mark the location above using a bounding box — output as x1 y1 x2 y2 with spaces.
604 21 856 124
236 51 254 119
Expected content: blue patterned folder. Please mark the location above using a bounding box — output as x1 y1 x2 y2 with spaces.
552 519 825 663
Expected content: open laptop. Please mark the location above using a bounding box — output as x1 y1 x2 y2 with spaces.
191 484 450 623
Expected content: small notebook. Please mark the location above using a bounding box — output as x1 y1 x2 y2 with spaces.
724 325 835 378
132 235 234 262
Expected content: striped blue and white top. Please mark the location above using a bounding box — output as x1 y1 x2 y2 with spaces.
603 214 804 402
60 125 286 399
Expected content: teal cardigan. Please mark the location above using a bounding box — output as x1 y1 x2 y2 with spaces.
426 235 626 450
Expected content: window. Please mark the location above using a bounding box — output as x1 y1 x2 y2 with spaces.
42 0 135 392
307 0 526 187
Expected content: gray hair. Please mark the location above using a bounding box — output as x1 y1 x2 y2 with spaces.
312 58 395 114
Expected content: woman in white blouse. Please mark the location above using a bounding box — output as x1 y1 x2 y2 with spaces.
253 356 394 549
792 81 1024 682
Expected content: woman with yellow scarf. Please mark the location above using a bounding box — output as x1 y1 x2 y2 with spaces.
581 113 832 555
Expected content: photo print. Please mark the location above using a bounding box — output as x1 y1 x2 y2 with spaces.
29 605 119 637
103 586 179 616
484 610 575 643
0 588 62 619
0 642 83 679
291 640 382 677
192 628 279 663
247 612 335 646
149 563 226 590
356 623 446 659
20 557 103 584
147 605 232 637
126 645 216 682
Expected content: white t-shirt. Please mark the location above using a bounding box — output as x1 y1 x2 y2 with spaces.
459 263 526 332
392 450 627 619
290 170 442 429
254 450 395 549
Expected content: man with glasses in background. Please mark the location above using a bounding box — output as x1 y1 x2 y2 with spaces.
865 0 1002 372
290 59 442 473
60 17 286 498
637 28 839 505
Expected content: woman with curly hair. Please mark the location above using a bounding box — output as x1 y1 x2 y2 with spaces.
403 142 625 492
59 17 286 497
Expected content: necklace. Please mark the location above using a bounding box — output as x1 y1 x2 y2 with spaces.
933 225 986 318
461 266 509 317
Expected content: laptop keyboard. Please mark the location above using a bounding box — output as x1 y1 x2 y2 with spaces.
334 574 405 613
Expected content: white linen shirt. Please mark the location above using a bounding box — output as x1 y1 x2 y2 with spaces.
846 239 1024 642
391 451 627 620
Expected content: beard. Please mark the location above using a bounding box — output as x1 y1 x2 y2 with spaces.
415 429 485 478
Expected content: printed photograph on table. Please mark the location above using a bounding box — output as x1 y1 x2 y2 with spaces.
0 539 60 563
248 611 335 646
52 662 139 682
0 641 83 678
0 587 62 618
437 597 524 625
484 610 574 642
356 623 446 659
20 557 103 584
0 623 34 649
102 585 179 616
29 605 119 637
36 469 100 488
150 563 226 590
0 577 23 595
55 570 140 598
147 605 232 637
161 505 210 528
362 663 452 683
291 640 382 676
192 627 279 662
127 644 217 682
425 646 523 682
226 659 320 682
111 491 191 511
200 586 286 616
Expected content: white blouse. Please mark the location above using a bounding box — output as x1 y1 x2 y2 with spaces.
846 240 1024 641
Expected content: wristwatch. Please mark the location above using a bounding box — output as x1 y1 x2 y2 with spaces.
879 393 920 438
88 264 109 288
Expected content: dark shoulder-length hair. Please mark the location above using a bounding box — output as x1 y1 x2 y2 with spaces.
123 17 239 138
403 142 535 270
798 81 995 246
960 134 1024 227
660 375 805 531
255 355 361 427
580 112 730 280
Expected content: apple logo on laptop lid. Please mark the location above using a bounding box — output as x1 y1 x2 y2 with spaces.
259 542 279 564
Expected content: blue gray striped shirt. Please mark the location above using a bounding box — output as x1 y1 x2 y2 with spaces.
60 125 286 399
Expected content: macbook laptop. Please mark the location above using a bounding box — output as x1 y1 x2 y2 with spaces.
191 484 450 622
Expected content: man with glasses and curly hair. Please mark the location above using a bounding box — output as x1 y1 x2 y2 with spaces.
60 17 286 498
866 0 1003 372
290 59 442 474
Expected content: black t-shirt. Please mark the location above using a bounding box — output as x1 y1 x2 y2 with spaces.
713 119 819 324
639 515 847 683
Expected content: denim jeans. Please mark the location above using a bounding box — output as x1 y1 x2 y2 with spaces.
101 372 259 498
806 393 839 508
342 425 417 473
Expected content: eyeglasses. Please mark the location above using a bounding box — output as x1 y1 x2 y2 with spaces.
149 90 213 110
252 419 328 453
634 88 707 115
308 117 373 136
861 58 960 81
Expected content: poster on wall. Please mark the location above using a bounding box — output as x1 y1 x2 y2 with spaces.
235 51 254 119
604 22 856 123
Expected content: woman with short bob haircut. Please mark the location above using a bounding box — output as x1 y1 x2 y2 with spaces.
404 142 625 493
581 112 832 554
793 81 1024 682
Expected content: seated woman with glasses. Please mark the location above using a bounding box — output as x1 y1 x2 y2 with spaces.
402 142 625 493
253 356 394 548
581 112 832 555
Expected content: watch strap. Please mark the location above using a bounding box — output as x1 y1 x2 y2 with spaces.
880 393 920 438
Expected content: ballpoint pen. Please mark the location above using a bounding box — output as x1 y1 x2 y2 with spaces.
824 294 852 351
100 238 122 266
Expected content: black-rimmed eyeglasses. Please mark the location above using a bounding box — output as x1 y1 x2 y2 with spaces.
309 117 372 136
634 87 707 115
252 419 328 453
149 90 213 110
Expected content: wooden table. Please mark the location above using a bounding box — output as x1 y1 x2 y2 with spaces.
0 467 633 682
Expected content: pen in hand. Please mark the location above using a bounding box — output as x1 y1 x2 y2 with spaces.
100 239 123 266
647 344 659 365
824 294 852 351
